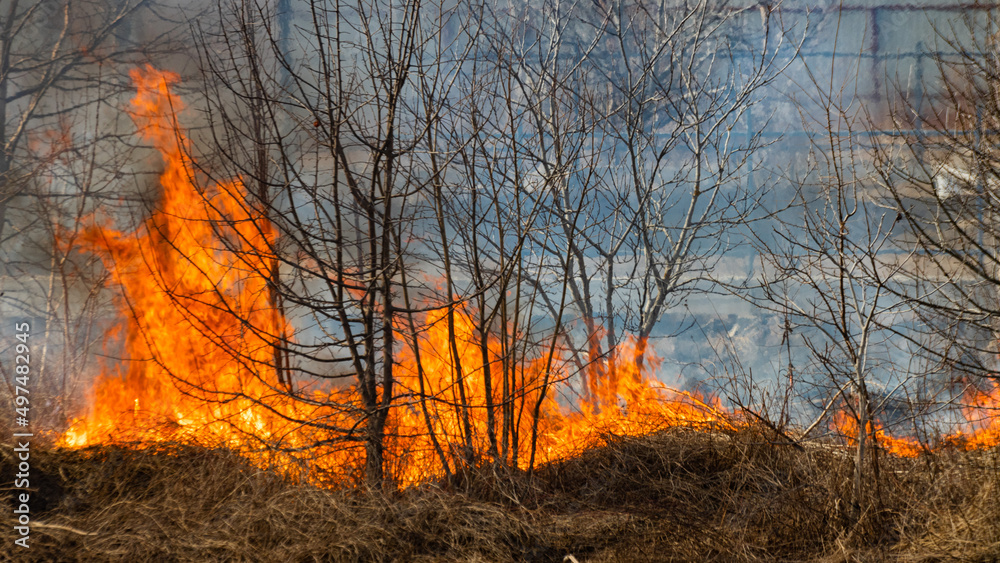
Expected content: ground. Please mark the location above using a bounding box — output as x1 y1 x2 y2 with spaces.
2 426 998 562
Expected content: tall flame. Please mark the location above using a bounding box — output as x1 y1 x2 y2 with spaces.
60 66 294 453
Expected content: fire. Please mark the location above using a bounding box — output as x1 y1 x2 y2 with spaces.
58 66 732 485
58 66 1000 483
830 378 1000 456
831 409 922 458
945 381 1000 450
386 308 731 478
56 66 1000 483
59 65 299 455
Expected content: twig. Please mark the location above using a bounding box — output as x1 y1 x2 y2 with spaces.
33 521 97 536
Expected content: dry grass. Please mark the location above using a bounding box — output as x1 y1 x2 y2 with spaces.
2 425 999 562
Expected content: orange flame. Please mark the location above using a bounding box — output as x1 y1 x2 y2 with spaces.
831 409 922 458
830 377 1000 456
59 65 297 453
944 381 1000 450
386 308 732 478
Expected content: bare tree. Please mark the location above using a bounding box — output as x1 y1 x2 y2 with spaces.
489 0 797 413
869 11 1000 406
187 0 497 487
749 52 919 521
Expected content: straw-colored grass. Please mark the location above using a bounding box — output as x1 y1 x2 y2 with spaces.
2 425 998 562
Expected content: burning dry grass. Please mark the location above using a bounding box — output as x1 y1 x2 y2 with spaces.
3 426 1000 562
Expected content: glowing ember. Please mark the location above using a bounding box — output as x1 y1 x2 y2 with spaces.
58 66 733 485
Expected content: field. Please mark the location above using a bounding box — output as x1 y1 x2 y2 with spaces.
4 426 999 562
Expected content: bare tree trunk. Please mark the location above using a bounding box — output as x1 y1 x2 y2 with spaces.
853 379 869 516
